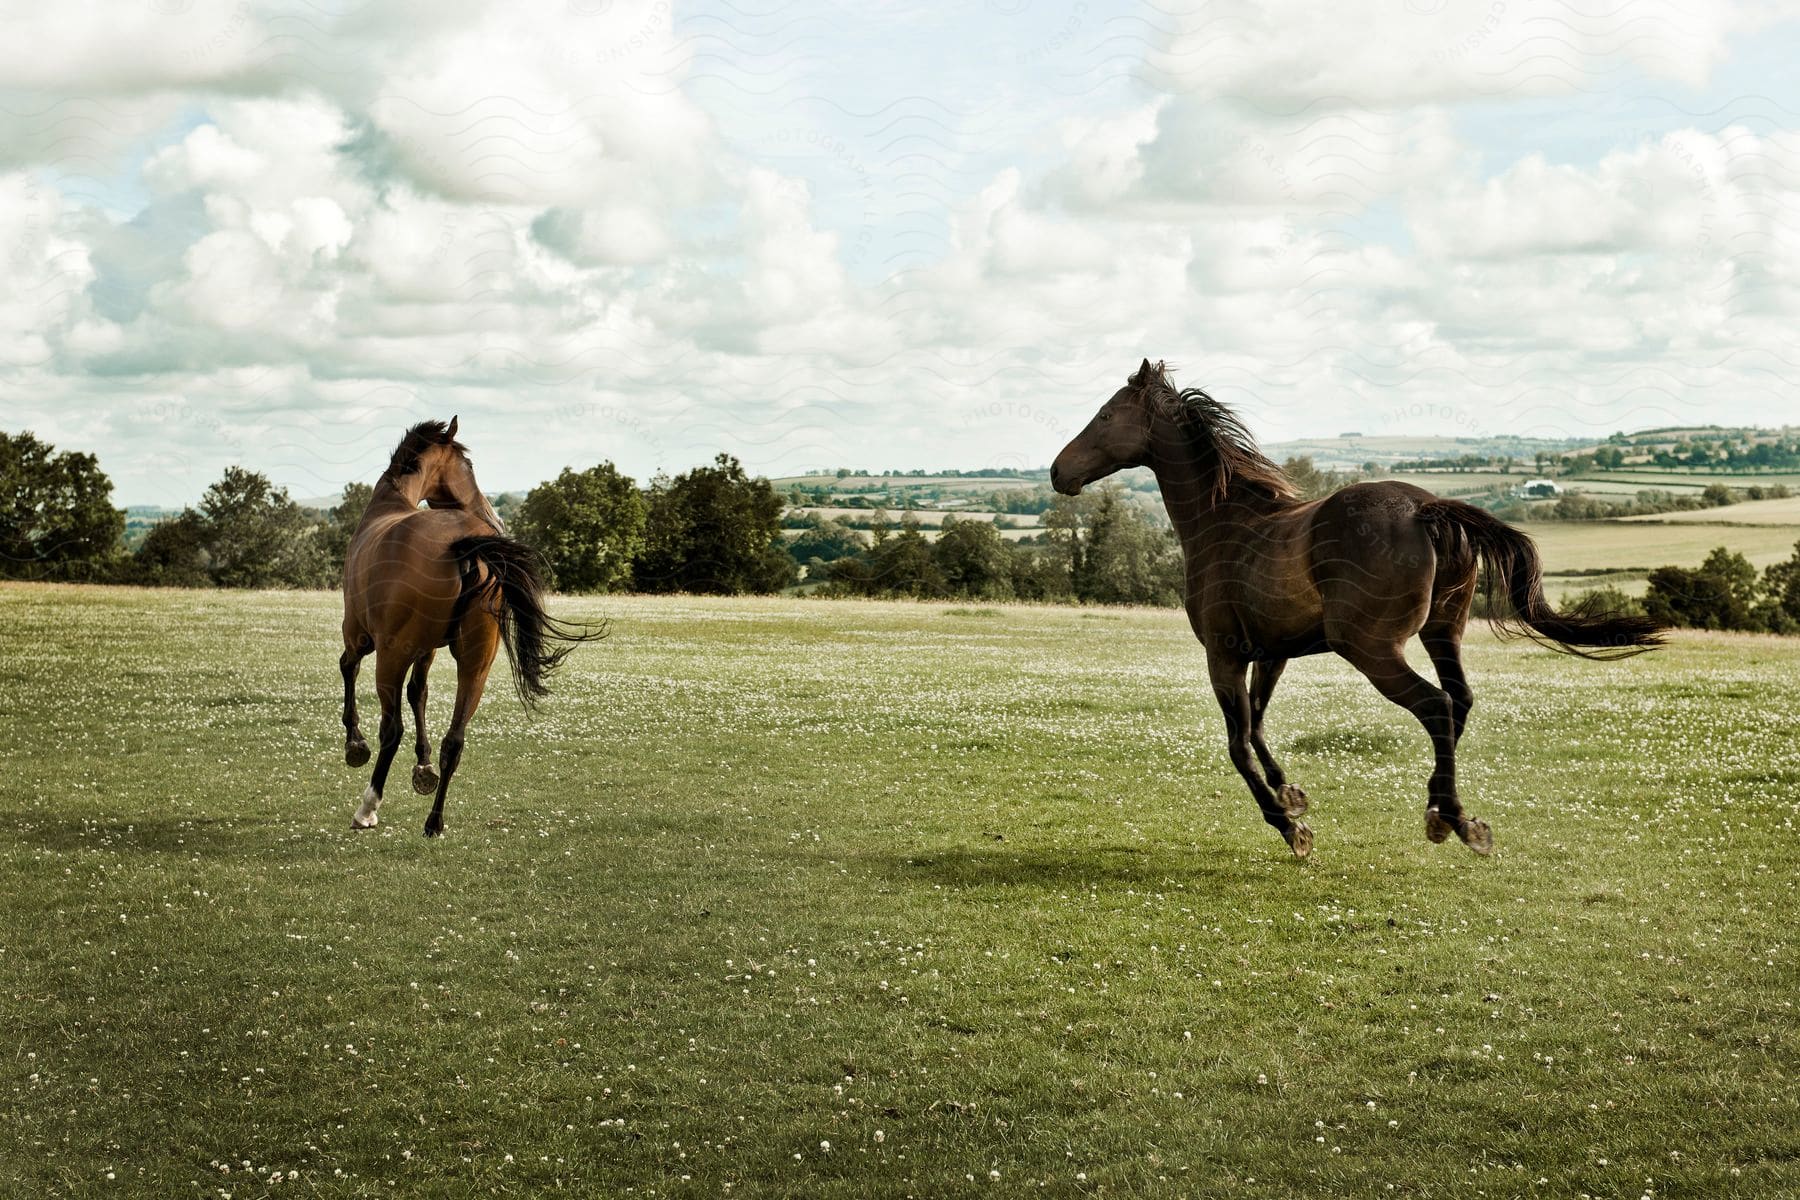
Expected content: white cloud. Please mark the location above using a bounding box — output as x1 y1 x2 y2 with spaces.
1 0 1799 503
1145 0 1740 107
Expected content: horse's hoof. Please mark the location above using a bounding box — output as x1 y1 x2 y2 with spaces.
345 740 370 768
412 764 439 795
1458 817 1493 857
350 784 380 829
423 816 444 839
1284 821 1313 859
1424 807 1455 844
1279 784 1309 817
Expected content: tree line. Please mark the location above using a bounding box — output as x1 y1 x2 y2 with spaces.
799 487 1185 605
0 430 796 595
6 427 1800 631
1488 482 1791 524
1640 544 1800 634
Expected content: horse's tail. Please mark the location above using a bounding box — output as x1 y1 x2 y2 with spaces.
1417 499 1665 660
451 535 607 708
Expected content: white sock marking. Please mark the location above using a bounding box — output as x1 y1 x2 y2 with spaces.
351 783 382 829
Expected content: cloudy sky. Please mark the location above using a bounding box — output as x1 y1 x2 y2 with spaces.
3 0 1799 505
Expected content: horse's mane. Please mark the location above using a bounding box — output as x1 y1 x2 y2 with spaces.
1137 361 1298 504
387 420 469 479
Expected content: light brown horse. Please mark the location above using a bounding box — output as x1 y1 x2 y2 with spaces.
1052 360 1664 859
340 418 601 837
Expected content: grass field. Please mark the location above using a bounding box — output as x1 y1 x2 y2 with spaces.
1526 521 1800 602
2 585 1796 1197
1571 471 1800 493
1376 472 1520 498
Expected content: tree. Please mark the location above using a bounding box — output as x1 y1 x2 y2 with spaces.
932 515 1013 599
1755 538 1800 633
491 491 525 527
196 466 331 589
1006 541 1073 601
513 463 647 593
634 454 793 594
1643 546 1760 631
317 482 373 574
787 514 865 575
865 514 944 597
1281 455 1362 501
0 431 124 581
1041 491 1090 585
1072 486 1183 606
130 510 211 587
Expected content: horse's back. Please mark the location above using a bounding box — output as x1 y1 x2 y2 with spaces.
343 509 486 652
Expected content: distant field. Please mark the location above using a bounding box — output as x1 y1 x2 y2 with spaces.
774 474 1044 493
1381 469 1800 503
1561 477 1705 498
789 506 1042 529
1618 496 1800 527
1376 471 1517 497
1569 470 1800 492
2 586 1795 1197
782 526 1041 546
1523 521 1800 601
1266 434 1589 471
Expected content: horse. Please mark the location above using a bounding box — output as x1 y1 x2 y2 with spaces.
1050 360 1665 859
339 417 602 837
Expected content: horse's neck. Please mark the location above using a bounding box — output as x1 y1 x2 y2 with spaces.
1150 454 1286 562
1150 452 1226 550
366 475 423 517
365 472 494 523
441 476 500 529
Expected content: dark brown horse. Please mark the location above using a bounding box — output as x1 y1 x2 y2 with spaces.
1051 360 1664 858
340 418 601 836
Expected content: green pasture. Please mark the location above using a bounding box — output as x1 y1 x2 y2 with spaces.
1528 520 1800 601
1 586 1795 1197
1616 497 1800 527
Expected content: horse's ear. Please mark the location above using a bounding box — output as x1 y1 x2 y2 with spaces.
446 415 458 438
1130 358 1153 385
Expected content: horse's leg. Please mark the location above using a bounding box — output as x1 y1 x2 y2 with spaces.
424 617 500 839
1248 658 1306 816
339 634 372 767
1421 626 1474 744
1209 656 1312 858
408 651 439 795
351 652 409 830
1339 643 1490 855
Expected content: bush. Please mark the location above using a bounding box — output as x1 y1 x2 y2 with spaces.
1565 585 1647 620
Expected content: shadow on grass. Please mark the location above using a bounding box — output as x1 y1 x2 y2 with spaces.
3 812 280 856
876 843 1256 891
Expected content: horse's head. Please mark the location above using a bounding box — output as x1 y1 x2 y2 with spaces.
1050 359 1167 495
391 416 505 530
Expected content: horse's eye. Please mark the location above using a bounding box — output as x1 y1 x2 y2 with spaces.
1099 409 1113 422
